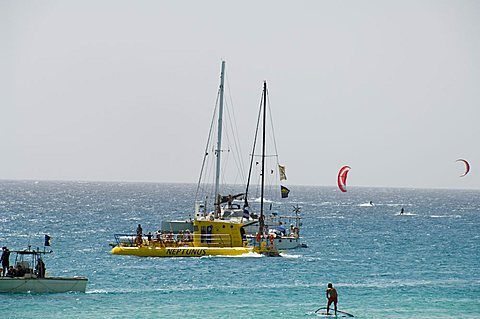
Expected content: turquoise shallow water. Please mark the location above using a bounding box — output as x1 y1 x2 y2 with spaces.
0 180 479 318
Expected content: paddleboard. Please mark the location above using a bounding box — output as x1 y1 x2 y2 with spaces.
317 313 353 318
315 309 354 317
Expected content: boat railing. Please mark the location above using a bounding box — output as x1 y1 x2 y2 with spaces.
113 233 235 248
194 233 233 247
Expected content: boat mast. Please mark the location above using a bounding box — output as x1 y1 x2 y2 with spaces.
214 61 226 218
259 81 267 235
244 95 262 209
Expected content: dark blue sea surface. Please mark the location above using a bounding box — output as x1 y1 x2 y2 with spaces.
0 180 478 318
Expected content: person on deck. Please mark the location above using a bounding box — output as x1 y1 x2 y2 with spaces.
326 282 338 316
136 224 143 245
36 257 46 278
6 266 15 277
136 224 143 236
0 247 10 277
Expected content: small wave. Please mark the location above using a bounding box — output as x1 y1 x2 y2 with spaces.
86 287 137 294
430 215 462 218
199 252 264 258
341 278 470 289
311 201 335 207
86 289 110 294
385 203 409 207
252 197 278 204
317 215 345 219
280 253 301 259
358 203 374 207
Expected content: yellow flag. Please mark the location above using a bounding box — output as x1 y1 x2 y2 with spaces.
281 185 290 198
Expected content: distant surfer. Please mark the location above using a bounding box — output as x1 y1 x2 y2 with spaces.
326 283 338 316
369 201 374 206
400 207 404 215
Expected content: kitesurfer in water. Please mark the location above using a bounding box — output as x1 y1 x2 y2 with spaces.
326 283 338 316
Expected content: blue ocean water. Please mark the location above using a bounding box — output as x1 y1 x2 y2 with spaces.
0 180 478 318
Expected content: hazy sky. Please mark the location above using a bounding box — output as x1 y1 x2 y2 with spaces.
2 1 479 189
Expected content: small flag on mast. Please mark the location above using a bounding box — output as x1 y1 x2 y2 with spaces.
281 185 290 198
279 165 287 181
243 208 250 220
44 235 51 247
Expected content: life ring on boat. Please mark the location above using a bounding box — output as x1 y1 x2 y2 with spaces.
269 234 274 244
256 233 261 242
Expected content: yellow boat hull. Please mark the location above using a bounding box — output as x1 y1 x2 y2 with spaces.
111 245 256 257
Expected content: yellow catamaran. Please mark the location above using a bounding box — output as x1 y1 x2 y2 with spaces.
111 61 279 257
111 219 276 257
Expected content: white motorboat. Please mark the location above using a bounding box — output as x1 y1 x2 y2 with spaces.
0 245 87 293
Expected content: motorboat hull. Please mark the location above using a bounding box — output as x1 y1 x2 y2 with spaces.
273 236 304 250
0 276 88 293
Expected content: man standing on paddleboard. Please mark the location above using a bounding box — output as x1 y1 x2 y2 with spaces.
326 283 338 316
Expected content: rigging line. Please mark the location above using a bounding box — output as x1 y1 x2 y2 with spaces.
223 106 247 184
216 130 236 188
250 154 279 158
220 147 242 187
221 113 246 186
194 84 221 207
224 71 247 181
219 148 230 187
266 91 281 167
260 81 267 233
244 86 264 208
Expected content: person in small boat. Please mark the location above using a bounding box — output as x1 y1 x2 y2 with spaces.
1 246 10 277
15 264 26 277
35 257 46 278
326 282 338 316
6 266 16 277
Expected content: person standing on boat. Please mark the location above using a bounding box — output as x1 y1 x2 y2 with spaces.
326 283 338 316
0 247 10 277
136 224 143 245
36 257 46 278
